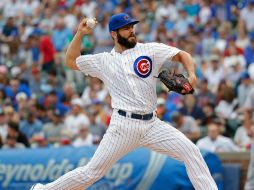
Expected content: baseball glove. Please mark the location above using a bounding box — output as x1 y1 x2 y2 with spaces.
158 70 194 95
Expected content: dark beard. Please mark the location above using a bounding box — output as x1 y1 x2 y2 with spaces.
116 31 137 49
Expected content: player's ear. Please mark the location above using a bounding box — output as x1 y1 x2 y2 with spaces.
111 31 117 41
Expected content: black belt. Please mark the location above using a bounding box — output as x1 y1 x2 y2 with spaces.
117 110 153 120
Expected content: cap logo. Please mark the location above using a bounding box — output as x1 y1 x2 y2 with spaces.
124 15 130 21
133 56 152 78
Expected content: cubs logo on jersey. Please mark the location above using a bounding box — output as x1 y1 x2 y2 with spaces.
133 56 152 78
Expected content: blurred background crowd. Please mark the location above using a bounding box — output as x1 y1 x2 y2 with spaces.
0 0 254 153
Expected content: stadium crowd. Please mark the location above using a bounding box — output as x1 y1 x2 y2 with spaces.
0 0 254 153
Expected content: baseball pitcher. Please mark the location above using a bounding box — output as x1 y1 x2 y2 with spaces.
31 13 218 190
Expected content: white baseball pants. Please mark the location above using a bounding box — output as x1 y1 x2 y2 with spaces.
43 110 218 190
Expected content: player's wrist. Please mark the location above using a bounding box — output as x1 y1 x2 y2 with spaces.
188 74 197 81
188 73 196 79
76 30 85 37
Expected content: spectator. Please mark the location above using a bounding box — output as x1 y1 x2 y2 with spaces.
45 69 64 95
204 54 224 91
202 103 217 126
3 0 20 18
0 65 8 86
90 100 108 127
81 77 108 107
63 98 90 139
198 0 211 25
51 17 73 53
29 66 44 97
72 124 94 147
19 112 42 140
16 59 31 83
171 111 200 142
80 0 97 19
102 93 112 116
137 22 154 43
39 31 56 72
196 122 239 152
93 14 114 53
58 6 78 31
5 78 31 106
237 72 253 110
215 85 237 120
215 24 228 53
61 83 77 107
15 92 29 120
19 0 40 17
0 108 8 142
96 0 114 16
2 16 19 57
224 35 244 57
40 8 55 31
156 97 167 120
64 32 90 86
223 38 246 78
10 66 21 79
42 90 68 115
87 108 106 144
42 109 65 145
225 59 244 86
155 0 178 23
2 135 25 149
3 105 19 123
184 0 200 17
240 1 254 32
179 94 205 124
196 78 216 107
27 34 40 65
234 125 252 150
0 88 7 106
174 9 193 37
236 20 250 49
244 33 254 66
201 28 216 57
35 104 49 124
7 121 30 147
154 22 170 44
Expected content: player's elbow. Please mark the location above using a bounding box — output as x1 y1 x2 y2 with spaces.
65 56 74 67
65 54 79 70
172 51 192 63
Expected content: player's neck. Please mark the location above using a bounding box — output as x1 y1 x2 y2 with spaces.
114 43 130 54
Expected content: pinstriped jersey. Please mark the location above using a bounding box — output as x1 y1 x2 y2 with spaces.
76 42 180 113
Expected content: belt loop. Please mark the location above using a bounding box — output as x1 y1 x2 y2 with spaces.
126 111 131 118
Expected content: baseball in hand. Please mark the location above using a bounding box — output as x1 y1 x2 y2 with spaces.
86 18 96 29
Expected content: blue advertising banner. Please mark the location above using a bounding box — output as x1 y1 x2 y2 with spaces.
0 146 223 190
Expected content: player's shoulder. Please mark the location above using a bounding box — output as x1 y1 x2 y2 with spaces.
139 42 160 47
142 42 175 49
136 42 163 51
77 52 109 60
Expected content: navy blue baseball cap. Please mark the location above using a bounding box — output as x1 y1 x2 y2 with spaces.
108 13 139 32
